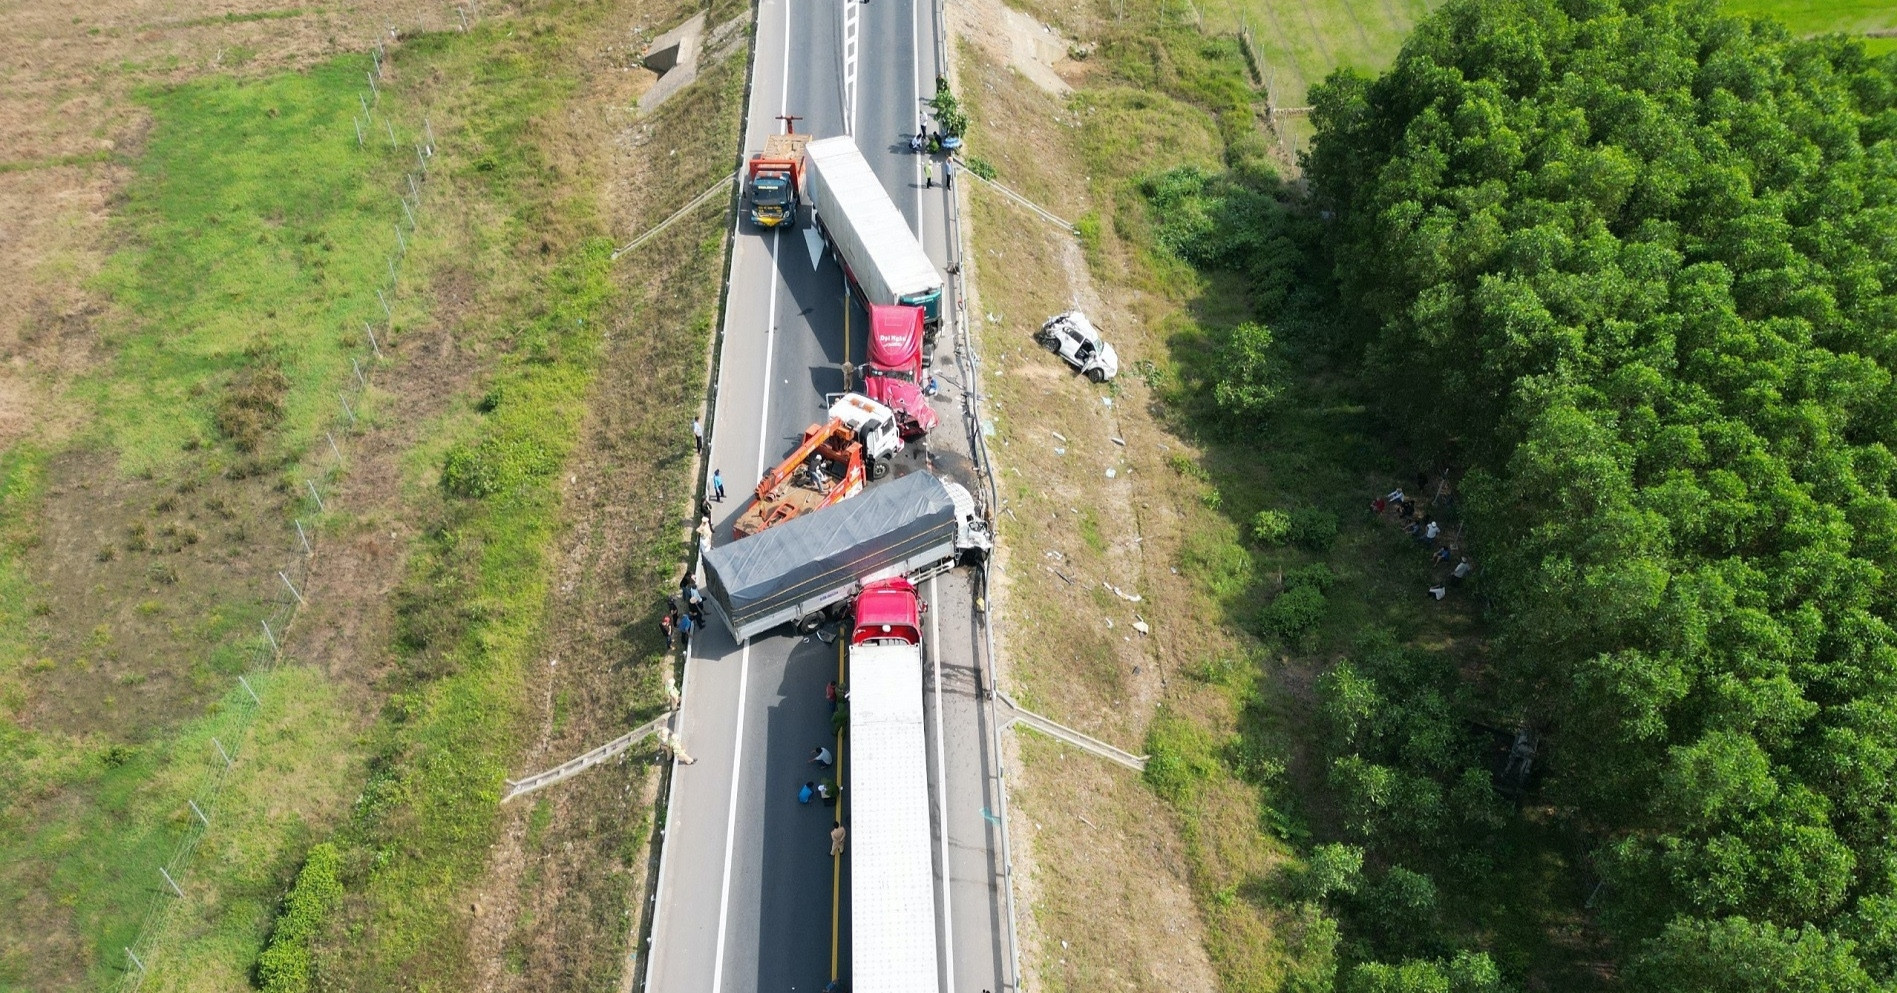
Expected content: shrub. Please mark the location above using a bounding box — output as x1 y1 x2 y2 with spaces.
256 842 344 993
1287 507 1338 551
1283 562 1337 593
1262 584 1326 642
965 156 998 181
1212 321 1283 421
1252 509 1291 545
1304 842 1365 901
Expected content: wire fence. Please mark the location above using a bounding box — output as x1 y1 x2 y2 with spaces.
109 10 478 989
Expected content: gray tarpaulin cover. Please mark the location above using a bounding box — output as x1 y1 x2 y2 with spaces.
704 471 958 630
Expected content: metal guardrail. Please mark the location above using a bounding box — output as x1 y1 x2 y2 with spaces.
611 171 739 260
957 163 1076 233
501 711 677 803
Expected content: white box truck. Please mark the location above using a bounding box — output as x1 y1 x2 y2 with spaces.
803 136 947 334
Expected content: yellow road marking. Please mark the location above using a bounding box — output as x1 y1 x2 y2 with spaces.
831 636 847 980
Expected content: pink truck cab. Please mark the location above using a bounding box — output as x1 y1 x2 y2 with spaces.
862 304 938 439
851 577 923 645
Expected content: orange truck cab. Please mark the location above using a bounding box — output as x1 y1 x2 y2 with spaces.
862 304 937 438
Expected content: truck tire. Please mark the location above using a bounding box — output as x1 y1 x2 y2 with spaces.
1086 367 1108 383
869 458 889 481
797 613 825 634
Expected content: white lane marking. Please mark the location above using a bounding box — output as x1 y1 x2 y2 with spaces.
712 8 795 990
843 0 860 136
708 641 751 993
911 0 925 241
930 573 955 993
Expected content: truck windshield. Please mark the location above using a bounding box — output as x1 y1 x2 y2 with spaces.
753 178 790 206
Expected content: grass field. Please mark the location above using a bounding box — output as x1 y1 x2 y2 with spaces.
0 0 742 987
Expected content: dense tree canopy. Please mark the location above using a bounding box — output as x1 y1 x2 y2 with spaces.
1305 0 1897 979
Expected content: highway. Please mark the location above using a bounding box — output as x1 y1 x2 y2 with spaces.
641 0 1014 989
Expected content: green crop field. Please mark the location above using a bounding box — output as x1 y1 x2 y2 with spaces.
1194 0 1896 147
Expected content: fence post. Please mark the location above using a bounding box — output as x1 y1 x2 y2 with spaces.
159 867 185 899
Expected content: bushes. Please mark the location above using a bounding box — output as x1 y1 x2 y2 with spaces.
1251 508 1291 545
256 843 343 993
1286 507 1338 551
1261 584 1326 643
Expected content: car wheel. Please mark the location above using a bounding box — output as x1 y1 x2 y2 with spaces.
1086 367 1108 383
1039 334 1061 352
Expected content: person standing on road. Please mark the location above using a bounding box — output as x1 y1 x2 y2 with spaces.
677 611 695 652
692 416 704 453
829 821 847 855
944 158 956 190
825 680 839 712
712 469 726 501
923 160 935 189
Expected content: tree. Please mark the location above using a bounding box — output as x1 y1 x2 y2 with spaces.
1622 916 1883 993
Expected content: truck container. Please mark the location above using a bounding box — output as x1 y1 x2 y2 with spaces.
862 304 937 438
701 471 989 642
803 136 946 332
847 576 940 993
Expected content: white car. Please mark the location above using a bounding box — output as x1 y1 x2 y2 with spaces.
1034 311 1118 383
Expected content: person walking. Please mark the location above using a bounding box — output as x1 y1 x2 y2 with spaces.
692 417 704 453
810 745 833 767
923 160 935 189
712 469 726 501
829 821 847 856
944 158 956 190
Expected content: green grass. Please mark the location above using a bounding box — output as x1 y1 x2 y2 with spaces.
1196 0 1437 108
87 56 409 473
1720 0 1897 35
318 237 617 988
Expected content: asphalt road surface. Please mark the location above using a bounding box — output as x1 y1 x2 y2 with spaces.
641 0 1015 990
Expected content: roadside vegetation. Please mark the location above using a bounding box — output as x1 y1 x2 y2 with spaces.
0 0 741 989
964 0 1897 990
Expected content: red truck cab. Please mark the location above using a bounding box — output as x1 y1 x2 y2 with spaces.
852 577 922 645
862 304 937 438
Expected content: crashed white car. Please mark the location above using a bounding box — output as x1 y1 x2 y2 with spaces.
1034 311 1118 383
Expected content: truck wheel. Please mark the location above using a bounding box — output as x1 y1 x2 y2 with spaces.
869 459 889 481
797 613 824 633
1086 367 1108 383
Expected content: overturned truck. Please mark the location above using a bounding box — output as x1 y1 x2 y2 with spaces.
702 471 990 642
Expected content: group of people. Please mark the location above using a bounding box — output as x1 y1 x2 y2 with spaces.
803 742 848 855
1374 472 1474 600
659 573 706 651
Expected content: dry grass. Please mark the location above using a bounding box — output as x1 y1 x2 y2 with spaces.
956 33 1297 993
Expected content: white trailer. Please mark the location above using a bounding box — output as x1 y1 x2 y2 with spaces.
849 629 940 993
804 136 947 330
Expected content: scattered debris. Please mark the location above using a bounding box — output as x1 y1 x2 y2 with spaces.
1110 436 1126 446
1105 467 1116 478
1103 582 1141 602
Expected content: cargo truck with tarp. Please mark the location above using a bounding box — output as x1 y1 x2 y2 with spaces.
803 136 947 334
701 471 989 642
